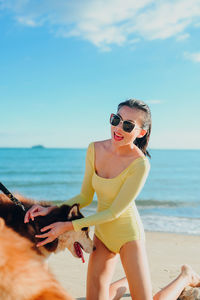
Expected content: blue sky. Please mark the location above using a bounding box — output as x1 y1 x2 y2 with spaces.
0 0 200 149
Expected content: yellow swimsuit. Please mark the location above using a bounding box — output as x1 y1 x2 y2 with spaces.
64 142 150 253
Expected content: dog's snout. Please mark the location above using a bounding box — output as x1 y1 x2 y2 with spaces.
93 245 96 251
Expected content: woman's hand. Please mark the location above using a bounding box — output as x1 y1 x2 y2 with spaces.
24 204 56 223
35 221 74 247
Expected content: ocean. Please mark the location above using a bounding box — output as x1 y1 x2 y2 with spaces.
0 147 200 235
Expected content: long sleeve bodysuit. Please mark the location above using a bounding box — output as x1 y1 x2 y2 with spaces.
64 142 150 253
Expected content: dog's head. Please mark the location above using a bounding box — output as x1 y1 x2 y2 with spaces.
0 193 94 261
34 203 94 260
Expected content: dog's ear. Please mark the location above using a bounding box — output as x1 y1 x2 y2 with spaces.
0 218 5 231
68 204 80 218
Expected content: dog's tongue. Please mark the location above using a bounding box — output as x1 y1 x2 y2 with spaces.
74 242 85 263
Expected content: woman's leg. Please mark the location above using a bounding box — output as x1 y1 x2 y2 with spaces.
154 265 200 300
86 234 119 300
119 239 153 300
109 265 200 300
109 277 128 300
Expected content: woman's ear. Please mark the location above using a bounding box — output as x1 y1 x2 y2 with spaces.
137 129 147 138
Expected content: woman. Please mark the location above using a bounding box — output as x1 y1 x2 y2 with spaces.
109 264 200 300
24 99 170 299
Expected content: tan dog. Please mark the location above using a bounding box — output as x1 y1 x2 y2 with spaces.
0 193 94 261
0 217 74 300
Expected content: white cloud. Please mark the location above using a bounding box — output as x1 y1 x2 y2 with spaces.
1 0 200 50
16 16 39 27
176 33 190 41
130 0 200 40
128 38 141 44
184 51 200 62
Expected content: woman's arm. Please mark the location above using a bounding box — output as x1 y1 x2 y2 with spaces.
71 158 150 231
61 142 95 209
24 143 95 224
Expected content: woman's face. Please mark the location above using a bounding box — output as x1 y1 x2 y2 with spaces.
110 105 147 146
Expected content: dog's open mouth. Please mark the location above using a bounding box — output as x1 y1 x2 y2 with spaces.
74 242 85 263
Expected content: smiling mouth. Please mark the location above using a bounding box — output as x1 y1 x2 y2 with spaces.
74 242 85 263
114 132 124 140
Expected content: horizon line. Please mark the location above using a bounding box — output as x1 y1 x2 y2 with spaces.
0 146 200 151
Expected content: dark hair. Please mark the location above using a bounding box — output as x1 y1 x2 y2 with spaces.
117 99 152 158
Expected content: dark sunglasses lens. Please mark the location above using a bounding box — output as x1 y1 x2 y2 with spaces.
110 114 120 126
123 121 135 132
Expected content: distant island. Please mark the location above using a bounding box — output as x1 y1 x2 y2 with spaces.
31 145 45 149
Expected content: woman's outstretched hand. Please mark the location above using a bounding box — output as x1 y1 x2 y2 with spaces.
24 204 56 223
35 221 74 247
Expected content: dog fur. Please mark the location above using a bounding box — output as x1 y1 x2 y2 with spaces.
0 193 93 258
0 217 74 300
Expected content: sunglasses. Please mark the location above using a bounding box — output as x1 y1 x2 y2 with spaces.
110 113 140 133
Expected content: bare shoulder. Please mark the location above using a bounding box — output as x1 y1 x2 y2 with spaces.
133 145 146 159
94 139 111 152
94 140 146 162
133 146 150 170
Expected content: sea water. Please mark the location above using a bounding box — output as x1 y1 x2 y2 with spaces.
0 147 200 235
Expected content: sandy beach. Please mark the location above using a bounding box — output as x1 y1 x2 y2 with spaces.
48 229 200 299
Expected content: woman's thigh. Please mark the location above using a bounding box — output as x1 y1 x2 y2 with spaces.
120 239 153 300
86 234 118 300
